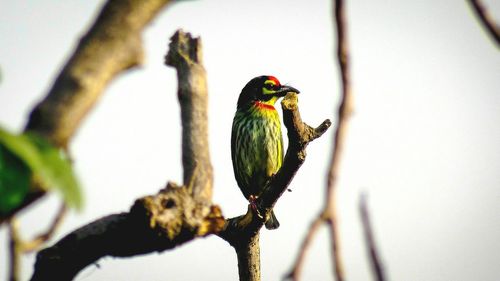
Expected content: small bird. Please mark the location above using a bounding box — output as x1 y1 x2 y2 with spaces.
231 75 299 230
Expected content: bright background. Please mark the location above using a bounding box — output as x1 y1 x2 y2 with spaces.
1 1 499 280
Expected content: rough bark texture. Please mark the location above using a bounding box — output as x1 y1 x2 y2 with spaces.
31 184 225 281
0 0 173 223
165 30 213 201
235 233 261 281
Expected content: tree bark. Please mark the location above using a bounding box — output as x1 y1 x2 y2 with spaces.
235 233 261 281
165 30 213 201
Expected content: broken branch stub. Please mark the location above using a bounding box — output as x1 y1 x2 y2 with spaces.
130 182 225 240
165 30 213 202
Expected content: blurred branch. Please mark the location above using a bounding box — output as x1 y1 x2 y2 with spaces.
8 220 21 281
285 216 323 280
165 30 213 201
6 204 66 281
21 204 67 253
359 194 386 281
286 0 352 280
0 0 174 224
467 0 500 46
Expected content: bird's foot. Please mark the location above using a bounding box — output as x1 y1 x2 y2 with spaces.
249 195 263 219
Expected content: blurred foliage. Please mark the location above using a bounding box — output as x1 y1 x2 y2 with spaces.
0 126 82 215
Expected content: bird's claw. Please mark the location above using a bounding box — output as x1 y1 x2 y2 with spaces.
249 195 263 219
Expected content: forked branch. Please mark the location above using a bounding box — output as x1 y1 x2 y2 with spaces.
31 30 331 281
31 31 224 280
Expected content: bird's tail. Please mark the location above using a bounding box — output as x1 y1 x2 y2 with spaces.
265 210 280 230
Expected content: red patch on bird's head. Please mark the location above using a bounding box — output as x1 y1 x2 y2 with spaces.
267 76 281 86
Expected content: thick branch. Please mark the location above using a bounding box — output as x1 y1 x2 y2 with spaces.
165 30 213 201
31 184 224 281
235 233 261 281
1 0 173 223
31 29 223 280
26 0 172 146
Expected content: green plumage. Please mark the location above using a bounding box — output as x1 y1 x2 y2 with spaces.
231 75 299 230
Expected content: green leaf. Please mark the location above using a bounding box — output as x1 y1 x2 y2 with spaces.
0 144 31 214
26 133 83 210
0 126 83 211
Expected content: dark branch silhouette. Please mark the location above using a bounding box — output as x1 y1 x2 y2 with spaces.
467 0 500 46
360 194 387 281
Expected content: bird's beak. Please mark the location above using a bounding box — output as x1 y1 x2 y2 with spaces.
275 85 300 97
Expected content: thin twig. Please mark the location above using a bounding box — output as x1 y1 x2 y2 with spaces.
6 205 66 280
21 204 67 252
8 220 21 281
467 0 500 46
324 0 352 279
284 216 323 280
286 0 352 280
359 193 386 281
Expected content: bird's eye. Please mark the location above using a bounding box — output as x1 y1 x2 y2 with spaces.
264 84 274 90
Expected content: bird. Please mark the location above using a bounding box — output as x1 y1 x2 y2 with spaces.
231 75 300 230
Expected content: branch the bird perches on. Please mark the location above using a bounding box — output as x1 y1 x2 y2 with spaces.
30 30 330 281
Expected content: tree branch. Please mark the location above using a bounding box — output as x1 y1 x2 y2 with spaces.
219 93 330 244
467 0 500 46
21 204 67 253
285 216 323 280
31 183 225 281
0 0 174 224
31 29 223 281
8 220 21 281
30 30 331 280
359 194 386 281
220 93 330 281
235 232 261 281
286 0 352 280
165 30 213 201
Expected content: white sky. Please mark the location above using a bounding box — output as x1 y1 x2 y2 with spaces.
1 1 499 280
